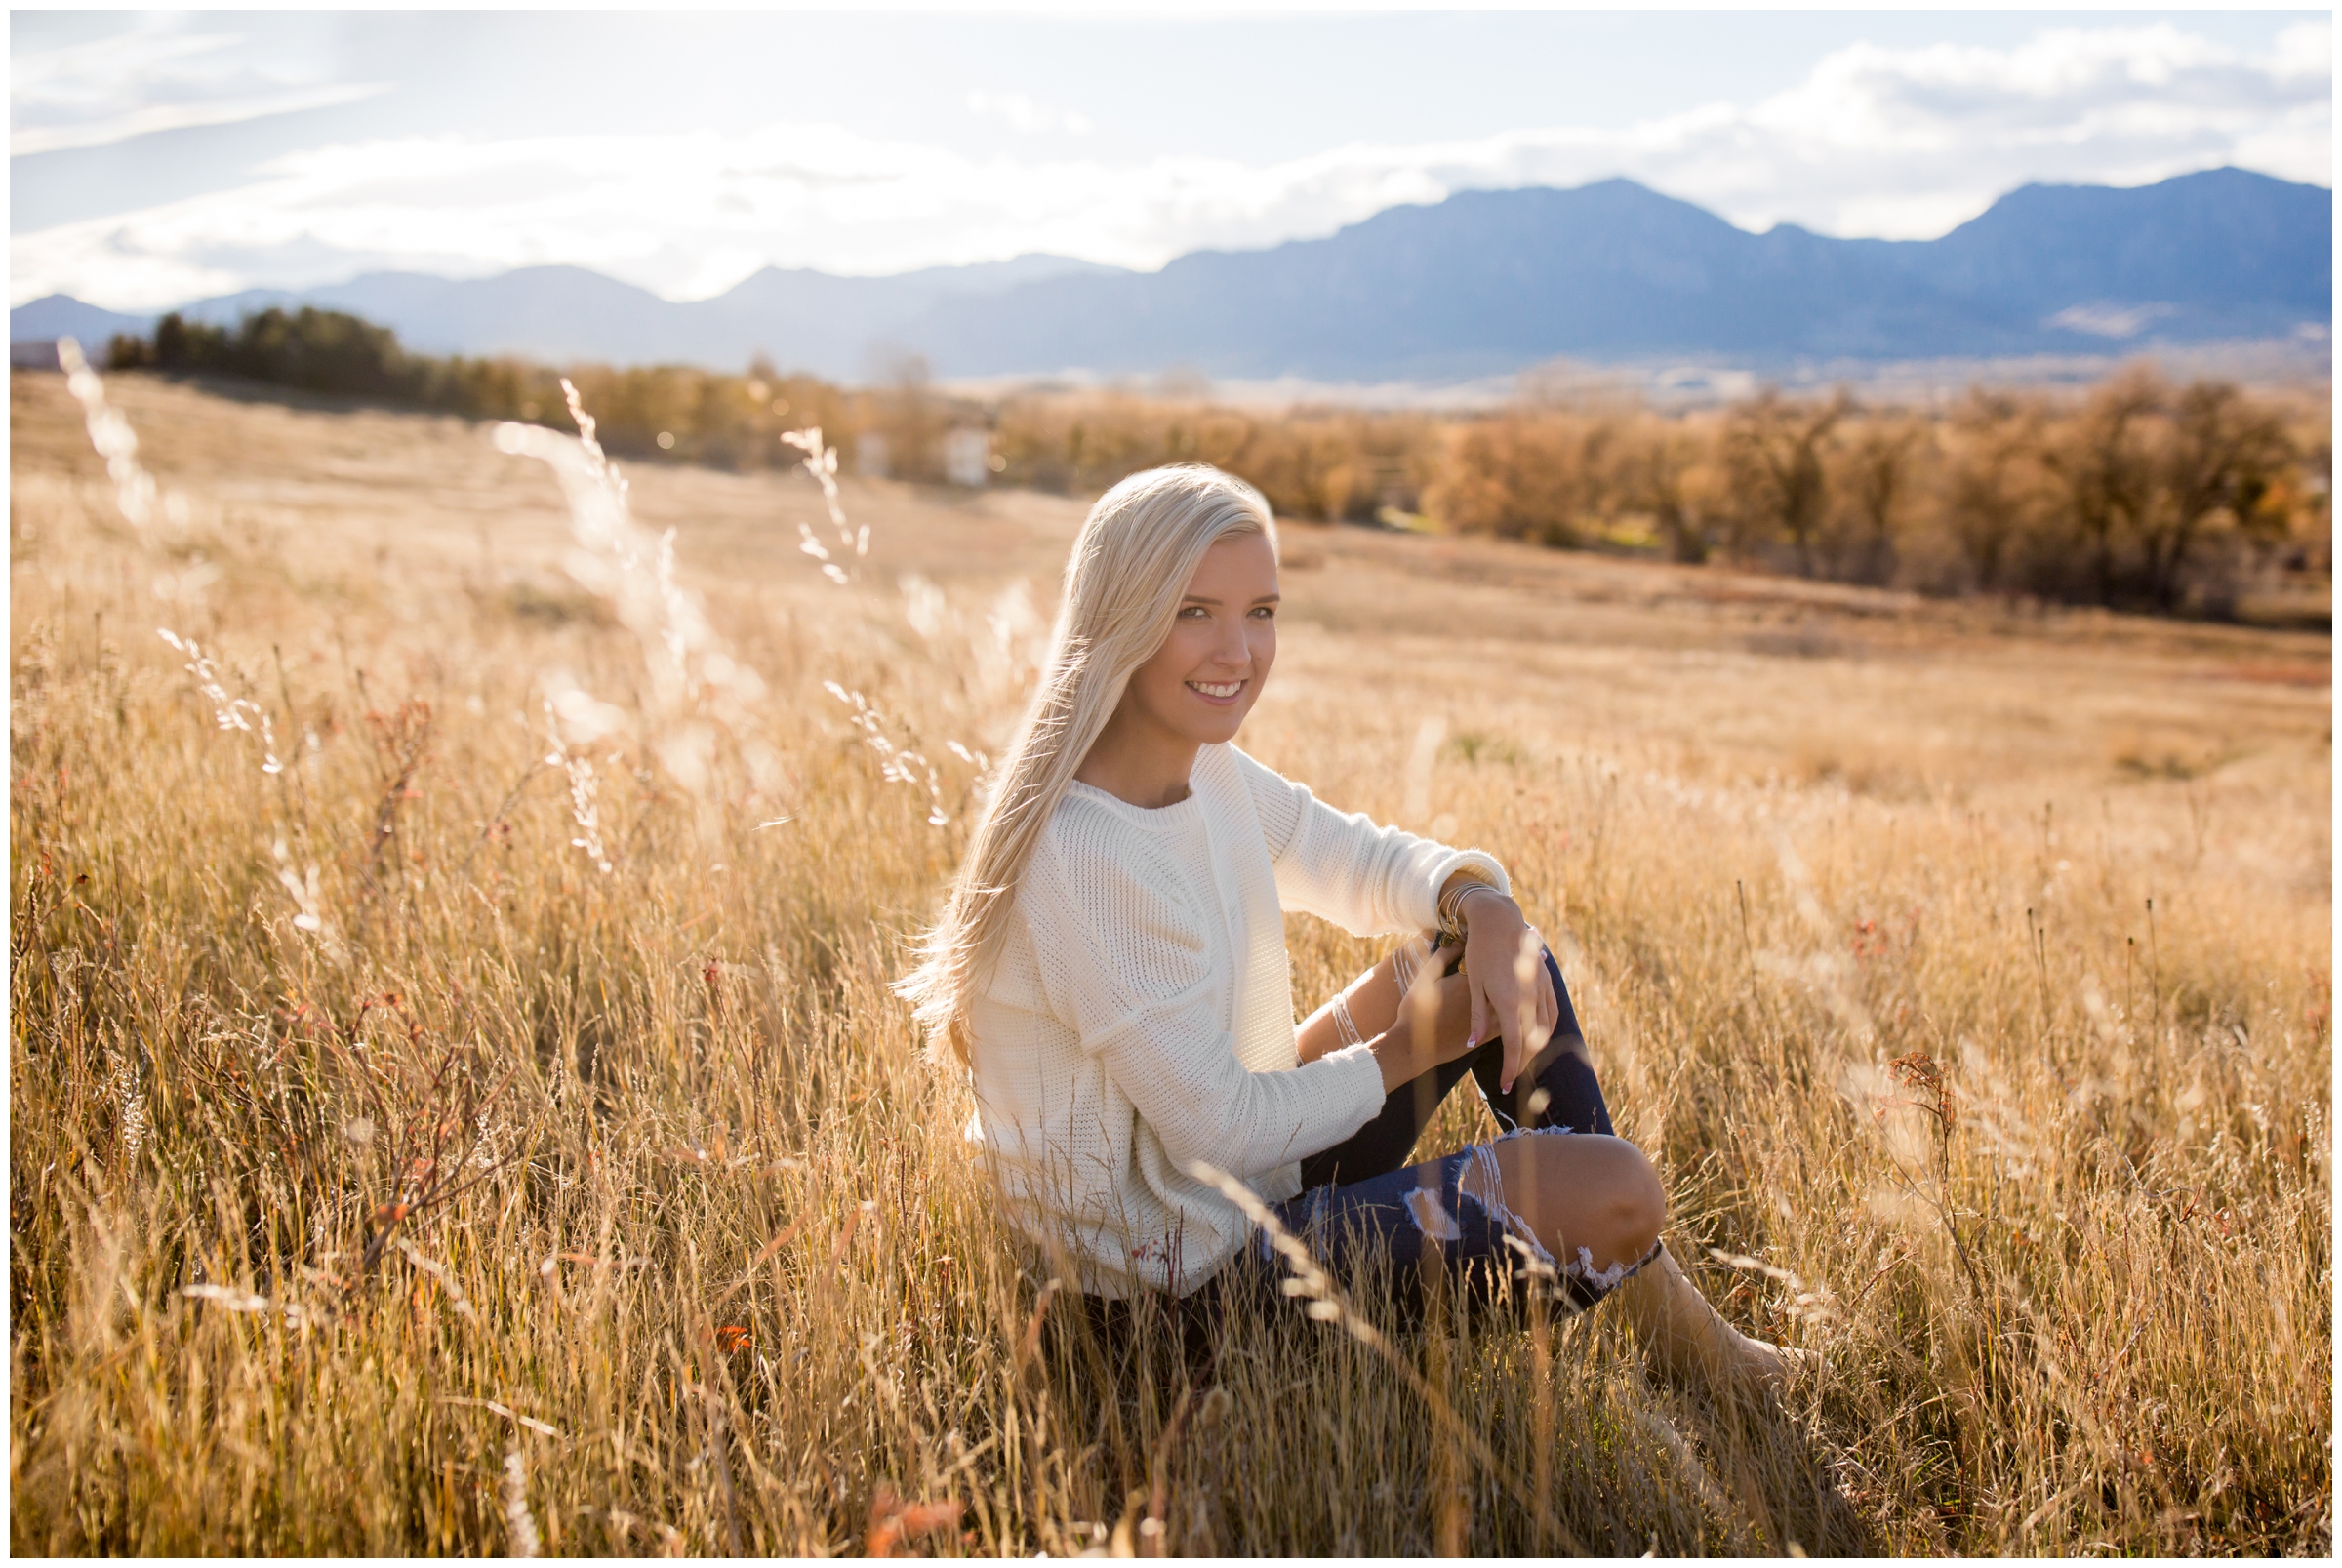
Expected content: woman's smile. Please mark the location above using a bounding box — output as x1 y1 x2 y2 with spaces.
1186 677 1246 704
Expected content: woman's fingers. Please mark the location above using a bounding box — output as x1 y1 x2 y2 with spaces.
1458 905 1573 1092
1507 928 1546 1093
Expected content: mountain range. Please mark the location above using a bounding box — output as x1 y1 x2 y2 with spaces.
13 168 2329 384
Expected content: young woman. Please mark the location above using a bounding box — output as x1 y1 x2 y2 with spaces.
904 465 1795 1388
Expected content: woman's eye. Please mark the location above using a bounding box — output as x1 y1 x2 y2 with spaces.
1250 606 1276 620
1179 605 1208 620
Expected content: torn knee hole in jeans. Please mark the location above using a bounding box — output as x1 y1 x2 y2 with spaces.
1448 1146 1558 1274
1487 1126 1642 1290
1419 1143 1656 1298
1400 1186 1462 1243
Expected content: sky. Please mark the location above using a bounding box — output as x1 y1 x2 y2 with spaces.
9 8 2333 310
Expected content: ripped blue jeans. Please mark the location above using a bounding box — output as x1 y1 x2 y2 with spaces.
1236 945 1661 1318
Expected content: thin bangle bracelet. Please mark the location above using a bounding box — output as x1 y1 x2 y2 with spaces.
1438 878 1502 943
1437 871 1495 926
1329 990 1366 1050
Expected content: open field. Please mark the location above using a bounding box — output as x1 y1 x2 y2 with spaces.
10 370 2331 1553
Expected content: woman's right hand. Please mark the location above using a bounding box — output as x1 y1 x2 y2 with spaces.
1371 945 1476 1094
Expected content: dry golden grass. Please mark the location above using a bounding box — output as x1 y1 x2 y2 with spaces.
10 370 2330 1554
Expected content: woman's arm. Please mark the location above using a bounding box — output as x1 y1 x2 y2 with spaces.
1233 747 1509 938
1297 938 1480 1094
1031 826 1393 1179
1092 1011 1390 1179
1297 937 1426 1064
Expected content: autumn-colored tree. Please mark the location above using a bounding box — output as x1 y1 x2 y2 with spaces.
1719 389 1850 574
2037 366 2163 605
2139 379 2294 611
1425 412 1628 544
1938 391 2047 593
1618 416 1724 563
1232 417 1370 522
1823 416 1927 585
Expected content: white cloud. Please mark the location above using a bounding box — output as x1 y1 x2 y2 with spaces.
965 91 1093 137
11 83 391 157
13 20 2329 309
11 19 388 156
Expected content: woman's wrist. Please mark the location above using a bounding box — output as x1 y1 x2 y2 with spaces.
1370 1018 1436 1095
1437 870 1511 941
1434 869 1478 937
1457 885 1508 923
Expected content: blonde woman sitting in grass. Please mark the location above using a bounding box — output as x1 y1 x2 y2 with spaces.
904 464 1795 1388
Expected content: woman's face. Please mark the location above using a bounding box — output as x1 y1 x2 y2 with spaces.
1120 531 1280 750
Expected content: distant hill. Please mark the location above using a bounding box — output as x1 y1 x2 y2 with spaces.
9 294 152 348
164 254 1127 374
15 253 1127 374
905 168 2332 380
1911 168 2331 338
15 168 2327 382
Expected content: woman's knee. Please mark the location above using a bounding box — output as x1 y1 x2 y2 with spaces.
1510 1133 1664 1265
1580 1136 1665 1250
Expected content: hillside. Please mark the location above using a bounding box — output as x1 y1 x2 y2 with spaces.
909 169 2330 379
13 169 2329 382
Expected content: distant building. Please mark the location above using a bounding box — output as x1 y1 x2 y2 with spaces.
855 424 992 485
942 427 992 488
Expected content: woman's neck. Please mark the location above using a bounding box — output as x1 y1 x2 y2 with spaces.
1074 710 1201 810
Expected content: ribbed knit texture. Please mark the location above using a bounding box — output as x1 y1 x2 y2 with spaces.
966 742 1511 1298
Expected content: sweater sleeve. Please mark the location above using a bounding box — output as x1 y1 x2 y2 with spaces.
1231 745 1511 937
1028 818 1386 1179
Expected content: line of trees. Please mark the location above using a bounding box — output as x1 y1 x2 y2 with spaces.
1418 375 2327 617
98 307 2328 622
105 308 851 470
984 377 2327 620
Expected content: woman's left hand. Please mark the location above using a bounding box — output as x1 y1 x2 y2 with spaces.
1454 886 1559 1093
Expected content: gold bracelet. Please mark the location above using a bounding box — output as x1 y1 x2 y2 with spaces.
1436 869 1500 941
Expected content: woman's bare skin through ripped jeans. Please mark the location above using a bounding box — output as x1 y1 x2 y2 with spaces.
1234 944 1661 1317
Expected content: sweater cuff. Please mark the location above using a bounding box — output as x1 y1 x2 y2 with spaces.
1318 1038 1389 1139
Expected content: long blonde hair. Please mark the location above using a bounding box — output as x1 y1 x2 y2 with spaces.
900 463 1277 1063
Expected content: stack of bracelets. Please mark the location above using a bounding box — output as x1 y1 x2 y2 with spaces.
1434 868 1503 943
1330 876 1502 1051
1391 932 1433 997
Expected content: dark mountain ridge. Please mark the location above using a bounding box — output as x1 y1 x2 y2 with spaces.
904 168 2329 380
13 168 2327 382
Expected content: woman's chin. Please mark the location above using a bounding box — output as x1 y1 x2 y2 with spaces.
1180 706 1253 746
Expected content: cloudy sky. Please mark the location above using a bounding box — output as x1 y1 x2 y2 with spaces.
10 8 2332 310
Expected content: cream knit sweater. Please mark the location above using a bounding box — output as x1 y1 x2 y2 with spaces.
966 742 1510 1298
